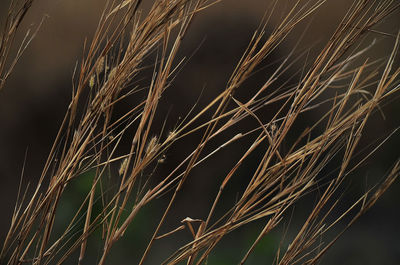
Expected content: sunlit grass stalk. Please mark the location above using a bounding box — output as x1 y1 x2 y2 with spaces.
1 0 399 264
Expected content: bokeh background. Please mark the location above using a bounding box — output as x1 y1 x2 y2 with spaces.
1 0 399 264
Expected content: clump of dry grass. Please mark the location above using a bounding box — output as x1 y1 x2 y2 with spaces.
1 0 400 264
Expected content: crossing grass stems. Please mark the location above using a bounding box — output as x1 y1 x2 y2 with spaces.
0 0 400 264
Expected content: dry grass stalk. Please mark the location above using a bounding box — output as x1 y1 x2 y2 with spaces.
0 0 38 91
1 0 399 264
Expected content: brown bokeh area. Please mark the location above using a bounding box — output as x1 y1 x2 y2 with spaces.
1 1 399 264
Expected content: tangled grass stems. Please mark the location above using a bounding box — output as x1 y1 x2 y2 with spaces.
1 0 400 264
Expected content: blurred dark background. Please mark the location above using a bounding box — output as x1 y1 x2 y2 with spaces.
0 0 399 264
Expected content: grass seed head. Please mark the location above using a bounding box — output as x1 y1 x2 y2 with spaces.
145 135 159 156
119 158 129 176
